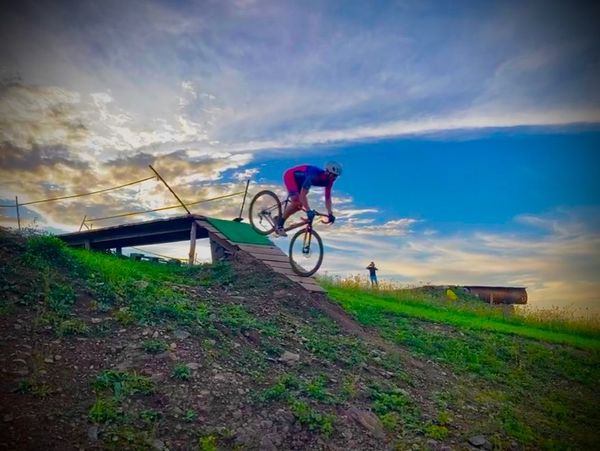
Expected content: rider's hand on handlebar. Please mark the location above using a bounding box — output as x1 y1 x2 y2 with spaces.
328 213 336 224
306 209 316 222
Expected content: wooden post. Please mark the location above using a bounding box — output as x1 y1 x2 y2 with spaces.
233 179 251 222
15 196 21 230
84 239 91 250
188 221 197 265
116 247 122 256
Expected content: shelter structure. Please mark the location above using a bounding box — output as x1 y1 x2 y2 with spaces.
58 214 324 293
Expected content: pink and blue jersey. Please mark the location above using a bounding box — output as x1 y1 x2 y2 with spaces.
284 164 333 199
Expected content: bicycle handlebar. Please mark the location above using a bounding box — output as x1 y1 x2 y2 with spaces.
306 210 333 225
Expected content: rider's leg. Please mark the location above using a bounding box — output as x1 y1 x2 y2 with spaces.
282 196 302 222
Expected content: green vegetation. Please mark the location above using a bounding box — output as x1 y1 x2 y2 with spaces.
4 232 599 449
94 370 155 399
289 399 334 436
173 363 191 380
324 281 600 449
325 284 600 349
142 339 168 354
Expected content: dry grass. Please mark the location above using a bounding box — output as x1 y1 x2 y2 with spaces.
320 274 600 335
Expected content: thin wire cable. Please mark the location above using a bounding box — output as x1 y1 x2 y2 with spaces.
85 191 244 223
0 176 156 207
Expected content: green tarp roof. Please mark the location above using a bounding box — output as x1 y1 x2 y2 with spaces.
206 217 273 246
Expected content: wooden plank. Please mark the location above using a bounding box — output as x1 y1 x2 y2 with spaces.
299 283 326 293
262 260 294 269
237 243 280 252
238 245 286 256
196 221 219 232
245 252 290 262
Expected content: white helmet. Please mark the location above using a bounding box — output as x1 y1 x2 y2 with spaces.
325 161 342 176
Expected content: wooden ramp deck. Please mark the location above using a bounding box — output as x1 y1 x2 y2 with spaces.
196 219 325 293
58 215 324 293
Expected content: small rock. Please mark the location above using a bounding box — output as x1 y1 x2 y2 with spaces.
44 357 54 364
169 343 177 350
152 439 166 450
54 355 62 361
14 324 22 330
346 408 385 439
233 410 243 419
87 426 98 441
91 318 102 324
279 351 300 365
13 359 27 366
174 330 190 340
468 435 488 448
186 362 200 370
152 331 159 338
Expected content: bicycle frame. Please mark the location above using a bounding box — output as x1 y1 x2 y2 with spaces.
279 197 329 233
256 195 329 235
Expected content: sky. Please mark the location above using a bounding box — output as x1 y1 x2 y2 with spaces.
1 0 599 313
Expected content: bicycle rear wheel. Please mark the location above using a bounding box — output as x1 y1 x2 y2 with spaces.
289 228 324 277
249 190 282 235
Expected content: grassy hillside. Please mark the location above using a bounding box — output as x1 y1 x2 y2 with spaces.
1 228 599 450
323 280 600 449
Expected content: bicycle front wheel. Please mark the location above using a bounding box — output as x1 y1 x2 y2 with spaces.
289 228 324 277
249 190 282 235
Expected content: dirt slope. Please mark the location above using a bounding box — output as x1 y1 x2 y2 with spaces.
0 229 491 450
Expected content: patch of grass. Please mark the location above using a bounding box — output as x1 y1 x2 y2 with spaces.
425 424 449 440
198 434 219 451
259 374 300 402
112 307 135 325
16 379 51 398
341 375 359 401
142 339 168 354
289 399 334 437
57 318 89 336
139 409 161 424
304 375 330 401
173 363 191 380
325 284 600 350
94 370 155 399
183 409 197 422
499 403 534 443
219 304 259 333
47 282 76 316
370 385 420 431
24 235 74 270
89 397 122 424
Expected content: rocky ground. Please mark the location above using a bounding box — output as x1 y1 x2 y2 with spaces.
0 229 500 450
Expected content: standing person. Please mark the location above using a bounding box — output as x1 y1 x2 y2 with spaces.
275 161 342 236
366 262 378 286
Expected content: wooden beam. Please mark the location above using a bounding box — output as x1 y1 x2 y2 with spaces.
189 221 197 265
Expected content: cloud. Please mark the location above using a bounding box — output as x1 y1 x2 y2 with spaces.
316 207 600 312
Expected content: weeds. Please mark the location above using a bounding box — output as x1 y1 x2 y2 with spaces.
89 397 122 424
289 399 334 436
173 363 191 380
142 339 168 354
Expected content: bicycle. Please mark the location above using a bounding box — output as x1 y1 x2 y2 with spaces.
248 190 332 277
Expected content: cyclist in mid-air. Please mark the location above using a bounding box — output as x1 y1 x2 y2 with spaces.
275 161 342 236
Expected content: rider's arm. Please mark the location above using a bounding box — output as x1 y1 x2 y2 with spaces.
325 183 333 215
